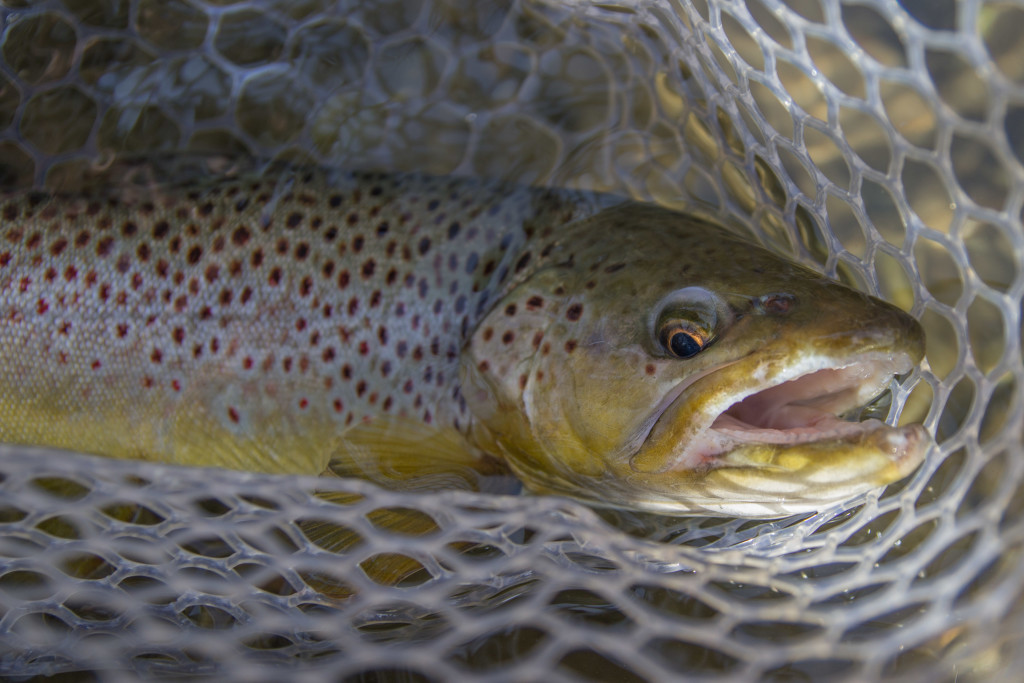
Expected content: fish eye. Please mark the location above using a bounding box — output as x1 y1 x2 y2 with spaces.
649 287 726 360
659 323 710 359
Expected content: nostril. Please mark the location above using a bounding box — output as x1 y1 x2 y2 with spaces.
757 293 795 315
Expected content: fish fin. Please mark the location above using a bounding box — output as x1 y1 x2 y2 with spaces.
168 376 336 475
301 418 513 592
324 417 509 493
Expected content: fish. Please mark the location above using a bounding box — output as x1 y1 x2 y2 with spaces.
0 167 930 518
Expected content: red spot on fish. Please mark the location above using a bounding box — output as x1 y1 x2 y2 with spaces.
645 364 656 376
116 323 128 338
299 398 308 409
171 379 181 392
502 331 514 344
151 349 162 363
566 303 583 321
565 340 577 353
36 299 48 314
361 259 376 279
333 399 343 413
227 407 240 423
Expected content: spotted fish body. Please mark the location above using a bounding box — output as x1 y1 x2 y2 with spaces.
0 169 929 516
0 171 606 473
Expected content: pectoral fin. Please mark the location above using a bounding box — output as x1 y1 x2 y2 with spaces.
301 417 516 594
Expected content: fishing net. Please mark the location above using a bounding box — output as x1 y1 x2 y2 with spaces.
1 0 1022 679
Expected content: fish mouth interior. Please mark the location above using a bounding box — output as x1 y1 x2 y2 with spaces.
705 356 910 450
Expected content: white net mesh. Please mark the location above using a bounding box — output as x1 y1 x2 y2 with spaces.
1 0 1023 680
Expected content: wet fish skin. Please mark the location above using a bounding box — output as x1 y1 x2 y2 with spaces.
0 170 605 474
0 169 928 516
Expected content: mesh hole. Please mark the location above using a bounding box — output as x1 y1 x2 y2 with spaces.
0 569 55 600
643 636 741 673
58 552 116 580
841 602 929 642
450 625 548 671
881 81 938 150
559 649 646 682
980 374 1017 445
840 4 907 68
937 377 976 442
627 584 719 621
763 659 860 680
721 12 763 71
967 296 1006 374
983 4 1024 83
550 588 633 628
838 106 893 173
914 235 963 307
214 9 286 67
2 12 77 85
962 220 1018 291
951 133 1011 210
901 0 957 30
744 0 793 50
807 34 865 99
902 159 954 232
920 307 960 380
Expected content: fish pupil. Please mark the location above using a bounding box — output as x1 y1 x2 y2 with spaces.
669 330 703 358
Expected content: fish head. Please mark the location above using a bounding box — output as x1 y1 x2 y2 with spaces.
460 205 930 517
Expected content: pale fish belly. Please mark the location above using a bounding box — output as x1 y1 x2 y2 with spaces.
0 170 604 474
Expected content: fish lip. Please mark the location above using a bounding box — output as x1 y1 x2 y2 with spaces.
633 350 920 474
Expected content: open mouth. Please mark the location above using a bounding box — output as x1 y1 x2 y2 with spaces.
639 352 920 472
708 360 904 446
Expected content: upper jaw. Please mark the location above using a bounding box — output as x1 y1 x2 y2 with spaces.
634 351 919 474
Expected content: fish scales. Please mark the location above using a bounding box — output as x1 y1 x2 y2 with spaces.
0 168 929 516
0 170 604 474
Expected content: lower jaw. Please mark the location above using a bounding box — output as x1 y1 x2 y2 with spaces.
690 421 930 483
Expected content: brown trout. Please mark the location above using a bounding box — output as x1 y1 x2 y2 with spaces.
0 168 929 517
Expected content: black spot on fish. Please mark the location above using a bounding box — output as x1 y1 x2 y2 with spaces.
515 252 531 273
